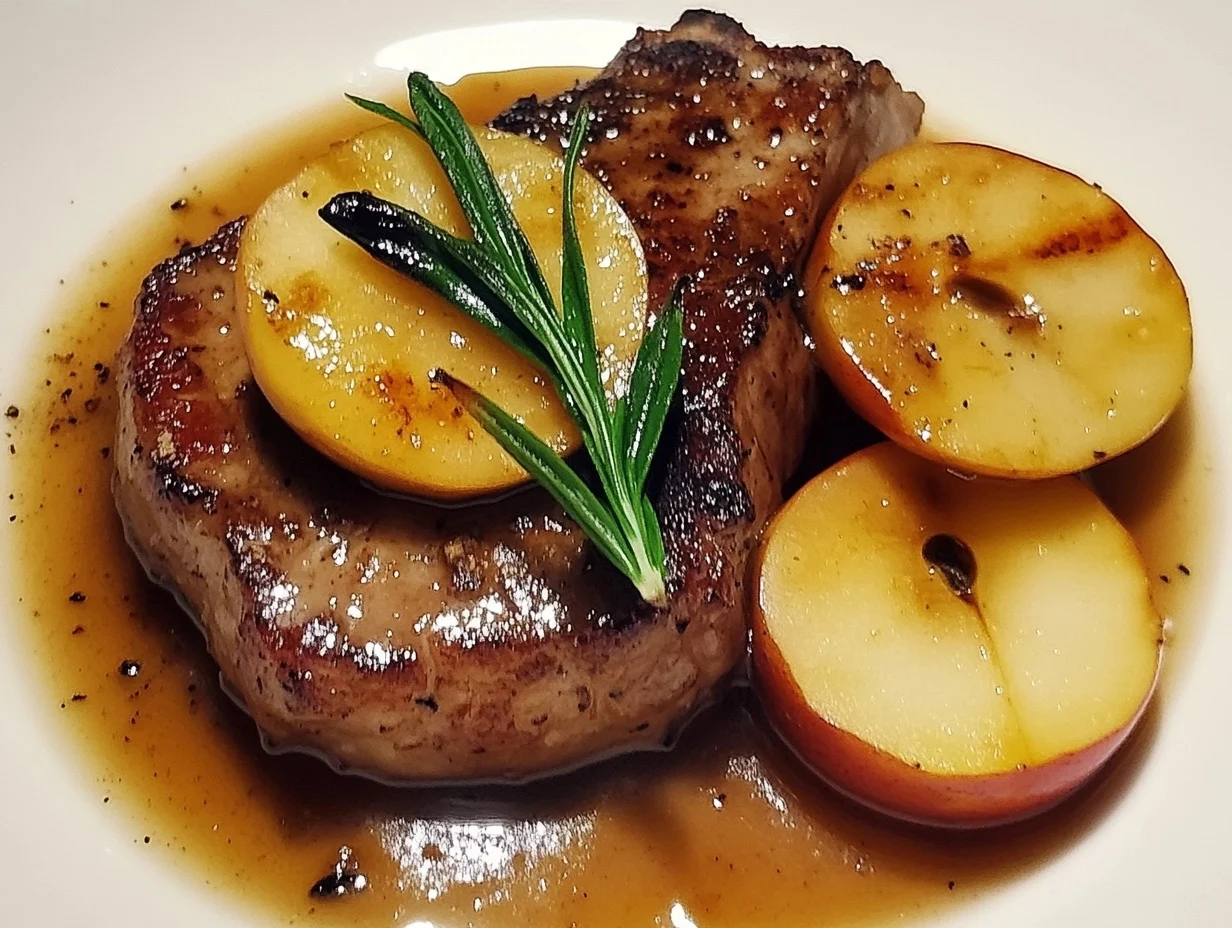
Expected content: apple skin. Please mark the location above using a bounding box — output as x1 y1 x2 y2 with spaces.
751 610 1160 829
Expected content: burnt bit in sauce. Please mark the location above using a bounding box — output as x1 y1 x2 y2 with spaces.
922 533 977 602
7 68 1215 928
310 845 369 899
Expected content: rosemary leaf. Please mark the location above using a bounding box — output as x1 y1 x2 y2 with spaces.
618 283 686 493
433 370 640 584
343 94 427 139
319 192 547 369
328 77 686 605
405 75 611 447
641 494 667 571
406 74 555 312
559 105 603 397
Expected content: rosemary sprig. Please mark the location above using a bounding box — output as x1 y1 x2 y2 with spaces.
320 73 685 605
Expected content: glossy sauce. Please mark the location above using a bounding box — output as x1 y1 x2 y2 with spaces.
6 68 1215 927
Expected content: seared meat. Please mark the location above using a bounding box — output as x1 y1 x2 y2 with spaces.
113 10 923 782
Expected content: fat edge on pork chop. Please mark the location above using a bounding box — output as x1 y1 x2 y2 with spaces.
113 10 924 782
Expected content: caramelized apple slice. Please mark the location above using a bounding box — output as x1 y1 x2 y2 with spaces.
752 441 1162 827
805 142 1192 477
240 124 647 499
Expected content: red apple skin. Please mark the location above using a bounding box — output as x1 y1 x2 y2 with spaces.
751 608 1160 829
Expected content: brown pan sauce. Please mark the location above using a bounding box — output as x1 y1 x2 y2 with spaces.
6 67 1214 927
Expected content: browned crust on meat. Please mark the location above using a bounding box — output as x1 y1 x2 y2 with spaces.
113 10 923 782
496 9 923 603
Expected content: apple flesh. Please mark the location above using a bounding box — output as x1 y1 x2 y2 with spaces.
804 142 1192 478
752 441 1162 828
240 124 647 500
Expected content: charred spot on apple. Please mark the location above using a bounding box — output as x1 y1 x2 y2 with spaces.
830 273 866 294
922 533 976 602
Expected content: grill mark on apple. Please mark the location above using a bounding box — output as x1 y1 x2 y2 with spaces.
1032 210 1130 259
363 368 465 437
287 271 329 312
262 270 330 340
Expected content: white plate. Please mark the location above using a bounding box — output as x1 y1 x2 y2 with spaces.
1 1 1229 925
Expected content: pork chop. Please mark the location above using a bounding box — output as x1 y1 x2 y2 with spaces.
114 10 924 782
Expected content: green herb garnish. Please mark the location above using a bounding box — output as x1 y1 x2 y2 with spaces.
320 74 685 606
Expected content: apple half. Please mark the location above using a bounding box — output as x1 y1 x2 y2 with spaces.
240 124 647 500
752 441 1162 828
804 142 1192 478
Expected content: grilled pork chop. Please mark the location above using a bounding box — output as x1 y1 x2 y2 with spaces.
114 10 923 782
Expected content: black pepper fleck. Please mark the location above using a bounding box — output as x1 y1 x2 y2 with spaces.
69 591 86 603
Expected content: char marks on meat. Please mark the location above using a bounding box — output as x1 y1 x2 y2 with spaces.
113 10 923 782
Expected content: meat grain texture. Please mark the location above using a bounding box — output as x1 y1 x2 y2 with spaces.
114 10 924 782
